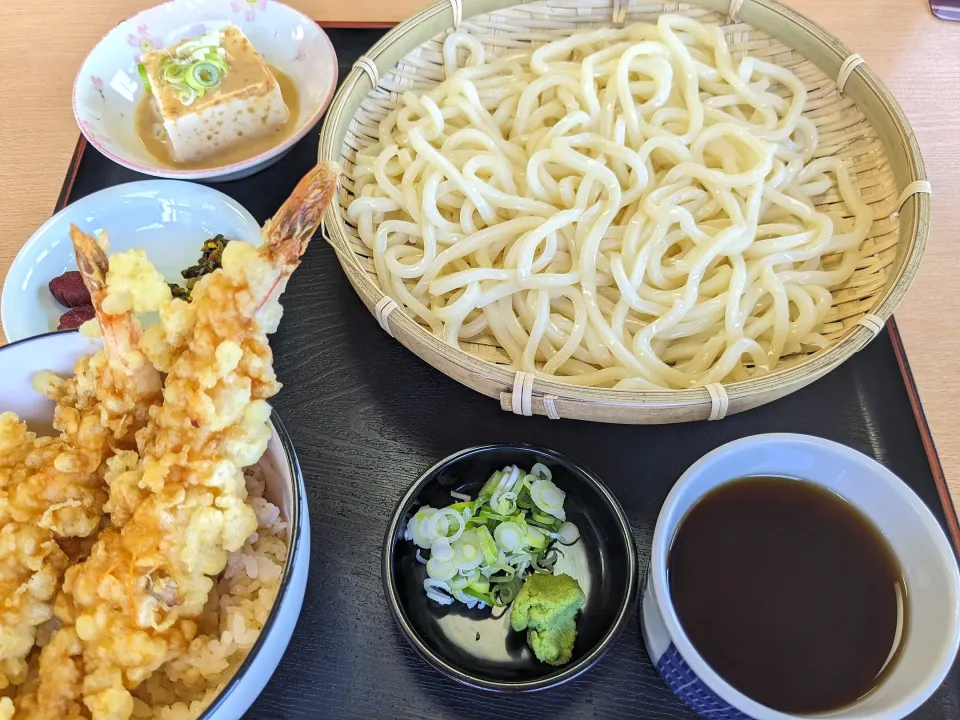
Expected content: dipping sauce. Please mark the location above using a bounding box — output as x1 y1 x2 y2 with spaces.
135 65 300 170
668 476 906 714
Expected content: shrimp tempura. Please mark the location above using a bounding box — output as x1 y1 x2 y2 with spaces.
30 163 340 720
0 229 164 710
47 227 164 450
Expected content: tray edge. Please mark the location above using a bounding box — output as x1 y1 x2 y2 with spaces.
54 135 88 215
887 316 960 555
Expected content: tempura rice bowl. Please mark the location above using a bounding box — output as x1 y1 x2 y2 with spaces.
0 330 310 720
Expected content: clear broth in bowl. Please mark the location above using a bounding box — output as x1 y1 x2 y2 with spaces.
668 476 907 714
135 64 300 170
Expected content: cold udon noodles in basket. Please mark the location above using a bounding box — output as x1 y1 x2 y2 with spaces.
321 0 927 422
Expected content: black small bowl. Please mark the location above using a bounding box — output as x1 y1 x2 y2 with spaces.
383 444 638 692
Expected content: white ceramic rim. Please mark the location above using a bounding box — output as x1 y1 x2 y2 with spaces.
71 0 339 181
649 433 960 720
0 180 261 343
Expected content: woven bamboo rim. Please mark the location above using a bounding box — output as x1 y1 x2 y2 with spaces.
318 0 929 424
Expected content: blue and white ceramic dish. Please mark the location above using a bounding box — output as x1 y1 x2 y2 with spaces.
642 434 960 720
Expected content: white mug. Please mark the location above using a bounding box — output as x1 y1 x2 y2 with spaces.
641 433 960 720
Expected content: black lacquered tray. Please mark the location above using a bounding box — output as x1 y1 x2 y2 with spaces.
55 27 960 720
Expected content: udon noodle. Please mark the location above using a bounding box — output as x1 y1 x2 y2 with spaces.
347 15 872 390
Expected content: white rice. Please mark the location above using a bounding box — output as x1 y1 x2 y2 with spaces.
131 465 289 719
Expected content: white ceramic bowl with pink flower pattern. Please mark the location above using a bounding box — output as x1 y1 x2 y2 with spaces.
73 0 338 181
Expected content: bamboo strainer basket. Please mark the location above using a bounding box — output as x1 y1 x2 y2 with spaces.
318 0 929 424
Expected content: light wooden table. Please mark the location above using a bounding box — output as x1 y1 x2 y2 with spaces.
0 0 957 504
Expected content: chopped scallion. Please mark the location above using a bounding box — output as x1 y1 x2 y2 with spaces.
157 31 229 106
410 463 580 610
137 63 151 93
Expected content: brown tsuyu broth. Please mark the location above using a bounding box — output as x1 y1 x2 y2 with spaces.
135 65 300 170
667 476 907 714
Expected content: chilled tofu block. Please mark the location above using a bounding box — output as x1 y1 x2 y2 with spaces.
141 26 288 163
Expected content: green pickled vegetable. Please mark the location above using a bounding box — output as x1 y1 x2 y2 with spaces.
168 234 232 301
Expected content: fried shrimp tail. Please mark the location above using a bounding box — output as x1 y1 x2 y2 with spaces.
261 161 340 268
71 224 109 300
69 224 163 407
247 161 341 324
